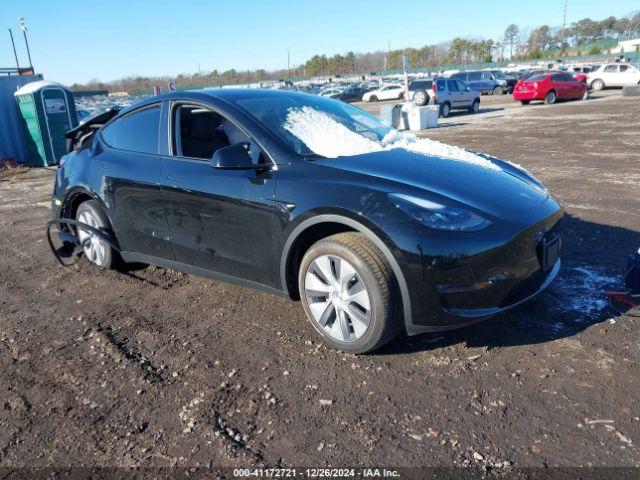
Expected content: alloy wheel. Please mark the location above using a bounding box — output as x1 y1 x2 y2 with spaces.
77 210 108 267
304 254 371 342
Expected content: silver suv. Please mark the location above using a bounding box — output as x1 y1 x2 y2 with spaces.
433 78 481 117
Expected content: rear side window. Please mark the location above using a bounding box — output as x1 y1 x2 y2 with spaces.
101 106 161 154
620 65 629 72
436 79 446 91
603 65 617 72
468 72 482 81
528 75 548 82
447 80 459 92
451 73 465 80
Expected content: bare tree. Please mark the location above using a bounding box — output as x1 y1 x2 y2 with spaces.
504 24 519 59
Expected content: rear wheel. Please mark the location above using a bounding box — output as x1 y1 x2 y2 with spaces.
520 100 531 105
298 232 399 354
369 95 378 102
544 90 557 105
591 79 604 91
75 200 118 269
413 90 428 106
469 99 480 113
492 86 504 95
440 102 451 118
582 89 589 100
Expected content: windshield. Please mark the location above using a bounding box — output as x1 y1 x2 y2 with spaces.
491 71 506 79
235 92 392 156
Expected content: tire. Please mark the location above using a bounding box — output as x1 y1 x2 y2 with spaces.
591 79 604 91
582 90 589 100
75 200 118 269
413 90 428 106
298 232 399 354
469 99 480 113
544 90 557 105
520 100 530 105
440 102 451 118
369 95 378 102
492 86 504 95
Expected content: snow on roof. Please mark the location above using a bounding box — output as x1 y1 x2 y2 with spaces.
14 80 68 96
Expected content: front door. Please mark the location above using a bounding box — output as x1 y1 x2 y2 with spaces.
160 103 278 287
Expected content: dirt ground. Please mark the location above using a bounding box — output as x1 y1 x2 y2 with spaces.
1 90 639 475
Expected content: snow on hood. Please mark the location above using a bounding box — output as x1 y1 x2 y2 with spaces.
283 106 501 171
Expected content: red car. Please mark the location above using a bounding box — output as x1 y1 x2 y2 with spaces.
513 72 589 105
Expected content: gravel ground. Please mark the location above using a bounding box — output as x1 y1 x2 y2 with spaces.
1 90 639 476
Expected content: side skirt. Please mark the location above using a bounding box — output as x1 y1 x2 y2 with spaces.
120 252 289 299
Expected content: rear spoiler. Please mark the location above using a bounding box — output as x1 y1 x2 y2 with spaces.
65 107 122 153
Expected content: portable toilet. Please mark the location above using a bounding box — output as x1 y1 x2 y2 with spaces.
14 81 78 167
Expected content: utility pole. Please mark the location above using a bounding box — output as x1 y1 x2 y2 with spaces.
562 0 568 50
19 18 33 71
8 29 20 69
287 50 290 80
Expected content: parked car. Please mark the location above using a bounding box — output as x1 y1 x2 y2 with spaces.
450 70 507 95
362 84 404 102
486 70 518 93
333 87 370 103
407 79 434 106
432 78 481 117
587 63 640 90
54 89 562 354
513 72 589 105
568 65 594 83
319 87 344 98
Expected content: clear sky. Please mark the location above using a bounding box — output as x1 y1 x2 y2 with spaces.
1 0 638 85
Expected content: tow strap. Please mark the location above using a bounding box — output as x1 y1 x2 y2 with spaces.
45 218 121 267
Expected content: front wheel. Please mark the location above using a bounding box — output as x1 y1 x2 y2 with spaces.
591 79 604 91
469 99 480 113
440 102 451 118
520 100 530 105
298 233 399 354
544 91 557 105
492 86 504 95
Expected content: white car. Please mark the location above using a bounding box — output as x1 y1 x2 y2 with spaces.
319 87 344 98
587 63 640 90
362 84 404 102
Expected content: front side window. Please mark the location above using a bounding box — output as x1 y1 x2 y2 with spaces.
620 65 629 72
171 104 264 164
456 80 467 91
603 65 617 73
101 105 160 154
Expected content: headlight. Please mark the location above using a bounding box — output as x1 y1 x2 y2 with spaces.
388 193 491 232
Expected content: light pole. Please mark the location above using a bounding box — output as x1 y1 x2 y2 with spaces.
19 18 34 72
8 29 20 69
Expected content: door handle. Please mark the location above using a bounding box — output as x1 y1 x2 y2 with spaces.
166 175 183 182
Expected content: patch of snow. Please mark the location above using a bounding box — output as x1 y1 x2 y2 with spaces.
283 106 501 170
553 265 618 316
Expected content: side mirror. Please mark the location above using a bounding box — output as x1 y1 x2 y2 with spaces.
211 143 258 170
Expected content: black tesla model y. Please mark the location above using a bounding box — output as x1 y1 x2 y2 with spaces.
52 89 562 353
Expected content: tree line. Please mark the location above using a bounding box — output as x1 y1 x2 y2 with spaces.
72 11 639 93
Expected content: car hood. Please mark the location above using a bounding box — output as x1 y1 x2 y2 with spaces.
313 149 550 216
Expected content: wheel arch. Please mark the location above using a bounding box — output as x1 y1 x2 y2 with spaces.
61 187 114 227
280 213 412 333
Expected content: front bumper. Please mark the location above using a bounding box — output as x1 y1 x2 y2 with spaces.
387 204 563 336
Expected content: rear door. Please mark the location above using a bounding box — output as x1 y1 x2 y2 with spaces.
550 74 568 99
95 103 174 259
456 80 473 107
160 102 278 286
601 64 618 85
446 79 461 107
